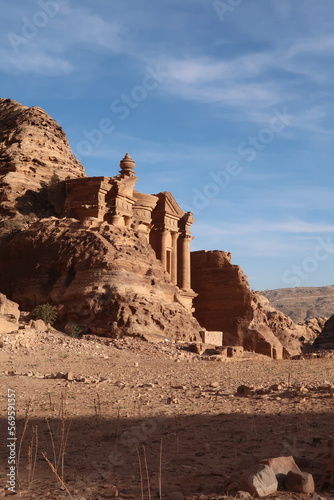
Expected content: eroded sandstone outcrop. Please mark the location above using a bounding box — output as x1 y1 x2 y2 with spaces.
0 98 85 216
191 250 253 346
0 293 19 334
191 250 310 358
0 218 201 341
313 314 334 350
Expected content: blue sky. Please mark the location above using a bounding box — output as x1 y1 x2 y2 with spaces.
1 0 334 290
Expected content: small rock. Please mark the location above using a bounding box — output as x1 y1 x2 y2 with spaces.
240 463 278 498
66 371 75 381
285 470 315 494
226 482 239 492
167 397 178 404
270 383 284 391
235 491 252 499
167 493 184 500
237 385 254 396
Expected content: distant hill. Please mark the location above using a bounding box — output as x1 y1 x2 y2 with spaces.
261 286 334 323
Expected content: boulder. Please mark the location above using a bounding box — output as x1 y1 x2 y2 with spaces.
240 463 278 498
0 293 20 322
285 470 315 494
28 319 47 332
0 317 17 334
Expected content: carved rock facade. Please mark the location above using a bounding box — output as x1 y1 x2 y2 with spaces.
64 154 196 309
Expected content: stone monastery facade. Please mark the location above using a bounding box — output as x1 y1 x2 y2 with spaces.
64 154 196 309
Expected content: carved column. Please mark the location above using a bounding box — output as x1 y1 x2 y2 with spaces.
111 214 122 226
181 234 191 290
160 230 168 269
171 232 179 285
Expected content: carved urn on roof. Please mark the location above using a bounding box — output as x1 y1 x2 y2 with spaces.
120 153 136 176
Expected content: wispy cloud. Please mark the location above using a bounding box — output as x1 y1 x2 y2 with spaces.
195 218 334 238
0 46 74 75
1 6 123 76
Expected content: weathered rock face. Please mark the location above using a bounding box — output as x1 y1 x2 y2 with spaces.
0 218 201 341
191 250 253 346
313 314 334 350
0 293 20 323
0 293 19 333
0 98 85 216
249 293 310 358
191 251 308 358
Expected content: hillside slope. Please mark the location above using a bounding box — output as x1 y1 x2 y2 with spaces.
262 286 334 323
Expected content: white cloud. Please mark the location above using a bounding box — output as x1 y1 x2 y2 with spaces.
0 47 74 75
194 218 334 238
56 7 123 52
288 34 334 58
0 7 124 76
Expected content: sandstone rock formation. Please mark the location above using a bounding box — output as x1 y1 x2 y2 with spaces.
0 98 85 216
313 314 334 350
0 97 320 355
249 293 313 357
0 218 201 341
191 250 253 346
191 251 311 358
0 293 19 334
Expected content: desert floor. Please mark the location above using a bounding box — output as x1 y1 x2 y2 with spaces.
0 329 333 500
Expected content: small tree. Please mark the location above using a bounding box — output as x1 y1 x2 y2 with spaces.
30 304 58 325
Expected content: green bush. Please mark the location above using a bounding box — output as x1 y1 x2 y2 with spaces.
0 219 22 235
65 323 84 338
30 304 58 325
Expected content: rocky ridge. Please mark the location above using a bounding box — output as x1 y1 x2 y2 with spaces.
0 98 85 216
262 286 334 323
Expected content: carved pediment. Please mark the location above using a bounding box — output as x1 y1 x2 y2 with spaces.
153 191 185 218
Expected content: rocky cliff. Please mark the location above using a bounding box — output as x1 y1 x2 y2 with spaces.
191 250 253 346
191 251 313 358
0 218 201 341
0 98 85 216
313 315 334 350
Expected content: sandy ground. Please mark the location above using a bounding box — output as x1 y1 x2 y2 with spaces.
0 329 333 499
